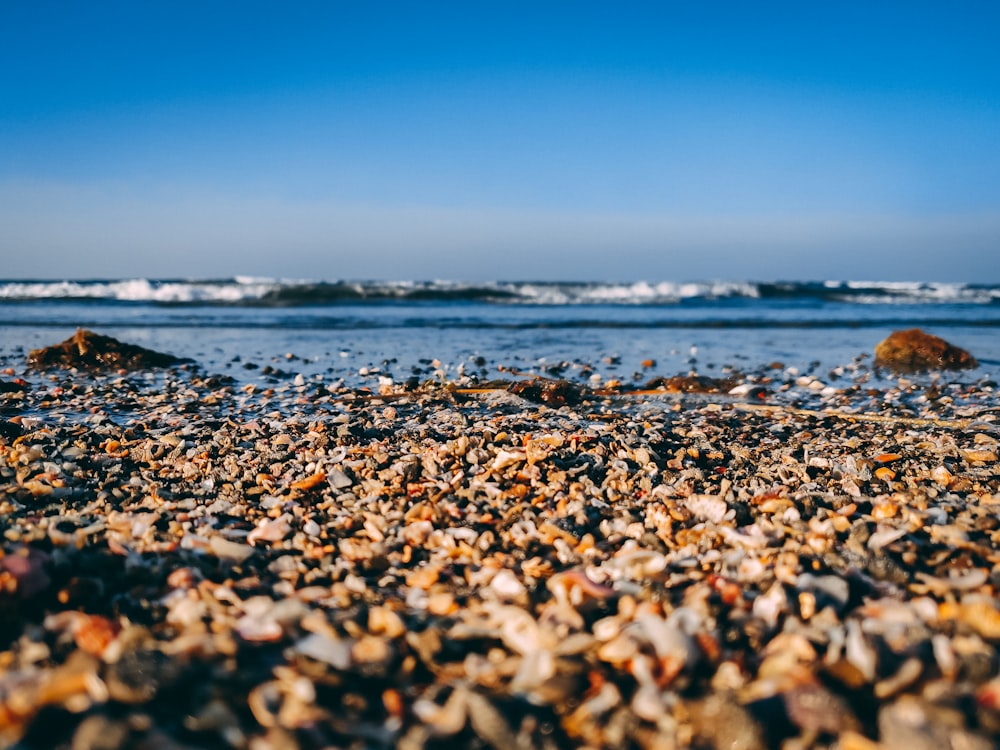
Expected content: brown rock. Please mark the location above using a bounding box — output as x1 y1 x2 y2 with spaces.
27 328 189 371
873 328 977 372
643 374 740 393
508 378 585 406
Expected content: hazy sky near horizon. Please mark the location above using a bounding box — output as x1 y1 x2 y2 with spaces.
2 2 999 282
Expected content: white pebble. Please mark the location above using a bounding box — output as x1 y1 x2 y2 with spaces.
489 569 526 599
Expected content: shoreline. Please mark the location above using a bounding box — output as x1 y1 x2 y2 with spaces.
1 354 999 748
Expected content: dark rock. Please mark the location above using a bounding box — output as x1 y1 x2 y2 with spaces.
0 419 23 440
0 379 30 393
508 378 586 407
874 328 977 372
643 374 740 393
105 648 181 703
27 328 190 371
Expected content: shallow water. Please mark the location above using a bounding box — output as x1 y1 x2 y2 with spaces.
1 279 998 391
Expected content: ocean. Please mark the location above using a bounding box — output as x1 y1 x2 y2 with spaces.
1 278 998 390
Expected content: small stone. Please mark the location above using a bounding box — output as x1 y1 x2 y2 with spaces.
291 471 327 491
208 536 255 562
689 693 766 750
71 714 131 750
961 449 997 463
295 633 352 669
105 648 179 704
327 468 353 489
488 569 526 600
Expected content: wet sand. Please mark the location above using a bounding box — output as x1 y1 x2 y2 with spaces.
1 355 999 749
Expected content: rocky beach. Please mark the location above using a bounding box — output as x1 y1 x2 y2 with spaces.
6 0 1000 739
0 327 998 749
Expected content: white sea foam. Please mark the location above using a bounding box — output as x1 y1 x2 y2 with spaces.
0 279 994 305
0 279 276 303
827 280 998 304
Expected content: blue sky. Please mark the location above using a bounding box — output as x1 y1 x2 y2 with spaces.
2 2 998 281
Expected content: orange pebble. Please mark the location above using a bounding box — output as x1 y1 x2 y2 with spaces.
874 467 896 482
291 471 327 491
383 689 405 719
74 615 119 656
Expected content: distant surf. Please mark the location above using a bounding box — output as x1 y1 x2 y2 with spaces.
2 278 997 391
0 278 997 306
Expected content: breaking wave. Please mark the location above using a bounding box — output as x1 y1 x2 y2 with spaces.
0 278 997 306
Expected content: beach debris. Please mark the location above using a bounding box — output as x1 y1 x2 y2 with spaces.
0 342 998 748
874 328 977 371
507 377 586 406
643 373 741 393
0 379 30 394
27 328 189 371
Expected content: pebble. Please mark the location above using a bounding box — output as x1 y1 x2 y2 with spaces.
0 340 998 748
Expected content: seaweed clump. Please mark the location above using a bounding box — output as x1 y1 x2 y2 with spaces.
27 328 190 371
